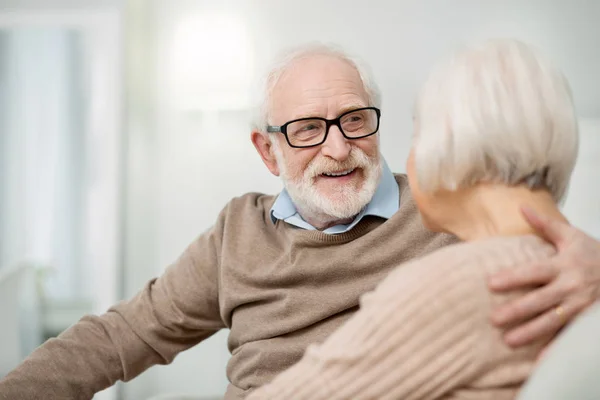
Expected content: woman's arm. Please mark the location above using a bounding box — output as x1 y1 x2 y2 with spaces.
248 245 493 400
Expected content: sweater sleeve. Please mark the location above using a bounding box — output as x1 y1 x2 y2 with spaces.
248 246 493 400
0 208 228 400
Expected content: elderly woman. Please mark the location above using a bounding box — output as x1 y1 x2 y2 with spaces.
248 39 580 399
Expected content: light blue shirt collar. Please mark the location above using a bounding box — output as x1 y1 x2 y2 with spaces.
270 159 399 234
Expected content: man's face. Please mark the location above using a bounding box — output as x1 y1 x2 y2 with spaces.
268 55 381 222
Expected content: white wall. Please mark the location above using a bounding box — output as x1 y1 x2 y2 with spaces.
122 0 600 398
0 3 124 400
563 119 600 238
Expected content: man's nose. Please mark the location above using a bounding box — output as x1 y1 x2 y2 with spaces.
321 125 351 162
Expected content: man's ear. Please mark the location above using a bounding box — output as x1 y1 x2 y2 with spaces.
251 130 280 176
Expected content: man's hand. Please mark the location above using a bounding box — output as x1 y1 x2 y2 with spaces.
488 206 600 347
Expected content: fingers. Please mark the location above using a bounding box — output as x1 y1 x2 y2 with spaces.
520 206 546 231
488 262 558 291
502 296 591 348
520 206 573 247
491 283 562 327
503 304 571 347
536 345 549 363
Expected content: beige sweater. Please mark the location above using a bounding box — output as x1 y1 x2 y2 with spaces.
0 175 457 400
248 235 554 400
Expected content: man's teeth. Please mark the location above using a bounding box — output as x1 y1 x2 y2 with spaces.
323 169 354 177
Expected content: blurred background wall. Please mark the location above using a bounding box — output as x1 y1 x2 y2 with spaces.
0 0 598 399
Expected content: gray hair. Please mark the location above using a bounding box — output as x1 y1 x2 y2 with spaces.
413 38 579 203
252 43 382 132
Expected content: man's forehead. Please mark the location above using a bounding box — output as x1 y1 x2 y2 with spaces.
270 55 369 122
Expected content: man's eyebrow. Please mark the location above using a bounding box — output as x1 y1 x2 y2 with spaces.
291 112 321 120
337 104 369 115
291 104 368 121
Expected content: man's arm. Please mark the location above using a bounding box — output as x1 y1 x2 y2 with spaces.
489 206 600 347
0 211 227 399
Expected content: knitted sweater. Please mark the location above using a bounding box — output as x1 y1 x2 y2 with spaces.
248 235 554 400
0 175 458 399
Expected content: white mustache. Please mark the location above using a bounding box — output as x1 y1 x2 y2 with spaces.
305 148 371 179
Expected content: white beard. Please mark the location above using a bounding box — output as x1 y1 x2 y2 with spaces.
272 140 382 226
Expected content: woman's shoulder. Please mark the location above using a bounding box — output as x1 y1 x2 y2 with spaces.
374 235 557 300
371 234 557 310
366 235 553 393
416 234 557 273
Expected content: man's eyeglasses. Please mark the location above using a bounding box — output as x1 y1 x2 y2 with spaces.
266 107 381 148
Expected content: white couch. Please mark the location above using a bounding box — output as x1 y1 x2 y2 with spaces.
518 301 600 400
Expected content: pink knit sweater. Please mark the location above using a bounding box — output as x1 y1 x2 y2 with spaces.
249 235 554 400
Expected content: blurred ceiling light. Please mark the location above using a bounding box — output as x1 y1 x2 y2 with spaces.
168 12 255 111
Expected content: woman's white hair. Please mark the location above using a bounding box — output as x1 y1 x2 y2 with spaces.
413 38 579 203
252 43 382 132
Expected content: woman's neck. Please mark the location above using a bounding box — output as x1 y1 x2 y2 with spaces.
436 184 568 241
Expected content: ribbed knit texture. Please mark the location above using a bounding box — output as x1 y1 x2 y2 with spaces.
248 236 555 400
0 175 457 399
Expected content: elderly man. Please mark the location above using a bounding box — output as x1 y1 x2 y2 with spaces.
1 44 599 400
